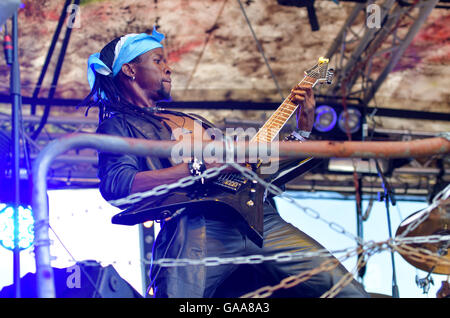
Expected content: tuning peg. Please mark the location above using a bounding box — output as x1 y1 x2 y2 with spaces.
326 68 335 85
318 57 329 64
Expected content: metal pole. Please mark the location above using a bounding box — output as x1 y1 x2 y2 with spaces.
31 134 450 297
10 11 22 299
376 159 400 297
324 2 366 60
327 0 397 95
384 192 400 298
356 176 366 282
30 0 72 116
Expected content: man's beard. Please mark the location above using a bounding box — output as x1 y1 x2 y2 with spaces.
156 82 172 102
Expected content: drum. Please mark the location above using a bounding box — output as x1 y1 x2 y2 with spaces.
395 186 449 275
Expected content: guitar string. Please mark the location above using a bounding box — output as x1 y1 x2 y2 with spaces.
250 61 329 143
254 76 313 143
256 96 297 142
259 76 313 134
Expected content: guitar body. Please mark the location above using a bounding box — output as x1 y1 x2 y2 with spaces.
112 173 266 246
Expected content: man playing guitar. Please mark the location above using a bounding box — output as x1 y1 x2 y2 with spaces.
84 27 369 298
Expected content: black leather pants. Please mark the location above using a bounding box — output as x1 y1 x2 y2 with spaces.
150 202 369 298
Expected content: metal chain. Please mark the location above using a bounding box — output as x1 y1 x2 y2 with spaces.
394 234 450 245
321 251 368 298
390 243 450 267
437 131 450 141
108 162 363 244
395 184 449 240
240 242 382 298
109 163 447 250
147 246 350 267
105 161 449 297
108 165 230 206
228 162 364 244
396 203 441 240
240 258 341 298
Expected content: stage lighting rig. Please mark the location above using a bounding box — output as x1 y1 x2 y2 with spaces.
0 204 34 251
312 104 364 140
277 0 320 31
338 107 362 134
314 105 337 132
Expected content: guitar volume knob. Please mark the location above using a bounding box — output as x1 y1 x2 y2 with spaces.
161 210 171 218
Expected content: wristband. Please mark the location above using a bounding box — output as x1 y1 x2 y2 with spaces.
294 129 311 139
285 130 308 142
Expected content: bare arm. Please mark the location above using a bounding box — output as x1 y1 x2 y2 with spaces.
291 83 316 131
130 162 190 194
130 161 238 194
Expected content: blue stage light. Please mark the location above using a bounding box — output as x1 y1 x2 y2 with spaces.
314 105 337 132
338 108 362 134
0 204 34 251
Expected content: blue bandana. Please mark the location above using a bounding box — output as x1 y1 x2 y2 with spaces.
87 26 165 92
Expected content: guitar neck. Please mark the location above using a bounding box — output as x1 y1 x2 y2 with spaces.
251 75 316 143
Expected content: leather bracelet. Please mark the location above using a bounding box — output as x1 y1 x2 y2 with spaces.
285 131 307 142
188 157 206 184
294 129 311 139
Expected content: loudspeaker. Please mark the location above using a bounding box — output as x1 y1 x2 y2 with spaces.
0 260 142 298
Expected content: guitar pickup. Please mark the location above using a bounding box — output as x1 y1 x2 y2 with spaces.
213 179 242 193
213 173 247 193
224 180 240 188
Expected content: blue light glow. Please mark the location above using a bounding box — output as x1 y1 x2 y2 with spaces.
338 108 361 134
314 105 337 132
0 204 34 251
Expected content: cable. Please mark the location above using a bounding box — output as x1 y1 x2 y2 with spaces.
30 0 73 117
183 0 228 91
48 224 104 298
3 22 12 65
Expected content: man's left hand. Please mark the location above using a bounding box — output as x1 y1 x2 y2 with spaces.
290 83 316 132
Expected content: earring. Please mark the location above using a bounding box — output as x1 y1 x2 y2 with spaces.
131 76 136 81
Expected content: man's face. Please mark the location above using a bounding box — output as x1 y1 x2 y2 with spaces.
133 47 172 102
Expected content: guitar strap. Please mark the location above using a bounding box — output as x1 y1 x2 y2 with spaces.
185 112 217 129
121 113 173 170
124 110 222 170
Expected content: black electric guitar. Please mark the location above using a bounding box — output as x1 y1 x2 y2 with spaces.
111 57 334 246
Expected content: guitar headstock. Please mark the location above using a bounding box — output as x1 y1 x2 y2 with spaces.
304 57 334 87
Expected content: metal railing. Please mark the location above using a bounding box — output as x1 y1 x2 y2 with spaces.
31 133 450 298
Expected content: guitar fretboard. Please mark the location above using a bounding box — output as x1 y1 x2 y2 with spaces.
251 75 317 143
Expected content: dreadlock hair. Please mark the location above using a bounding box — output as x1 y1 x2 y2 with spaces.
81 36 160 124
